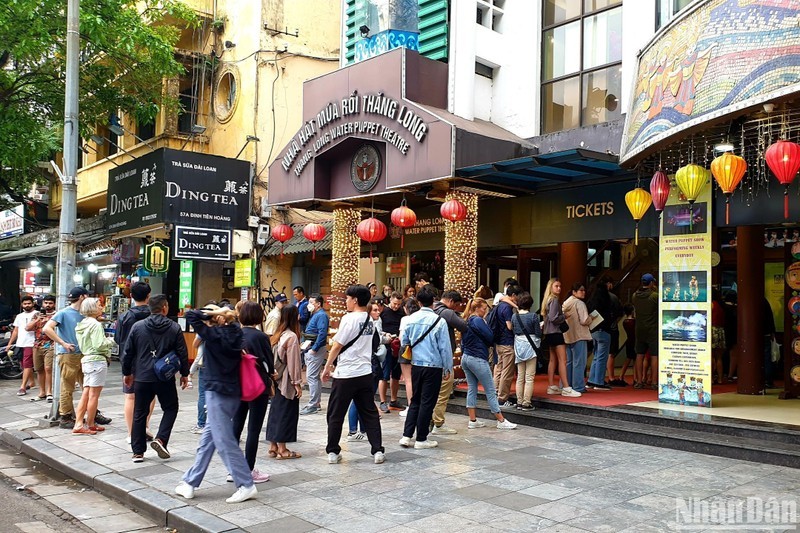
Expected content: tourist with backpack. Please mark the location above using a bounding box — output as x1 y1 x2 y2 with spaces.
491 285 522 408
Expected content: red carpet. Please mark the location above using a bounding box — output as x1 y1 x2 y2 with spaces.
454 375 741 407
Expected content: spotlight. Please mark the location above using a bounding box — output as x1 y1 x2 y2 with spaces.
713 141 735 153
359 25 370 38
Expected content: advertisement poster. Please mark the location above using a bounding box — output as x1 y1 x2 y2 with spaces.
765 262 784 334
658 183 713 407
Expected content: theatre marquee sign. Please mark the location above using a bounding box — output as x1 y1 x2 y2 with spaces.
280 92 429 178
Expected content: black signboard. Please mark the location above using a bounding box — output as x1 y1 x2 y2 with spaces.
173 226 231 261
106 149 250 232
106 151 163 231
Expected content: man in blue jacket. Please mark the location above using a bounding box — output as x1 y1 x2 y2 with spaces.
301 294 329 415
293 286 310 331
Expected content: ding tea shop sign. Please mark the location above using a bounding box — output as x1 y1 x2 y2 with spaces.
144 241 169 273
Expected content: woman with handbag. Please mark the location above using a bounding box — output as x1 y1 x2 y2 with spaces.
460 298 517 430
264 305 303 460
512 292 542 410
232 302 274 483
562 283 592 395
542 278 582 398
175 305 257 504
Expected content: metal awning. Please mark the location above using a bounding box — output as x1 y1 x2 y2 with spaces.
0 241 60 261
455 148 634 192
262 221 334 257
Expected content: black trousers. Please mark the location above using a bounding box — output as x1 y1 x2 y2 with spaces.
233 392 269 470
132 380 179 455
403 365 442 442
326 373 384 455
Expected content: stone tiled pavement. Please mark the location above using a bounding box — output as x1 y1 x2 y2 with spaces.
1 362 799 532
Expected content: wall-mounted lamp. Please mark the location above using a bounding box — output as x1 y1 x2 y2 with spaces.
81 143 120 166
359 25 370 38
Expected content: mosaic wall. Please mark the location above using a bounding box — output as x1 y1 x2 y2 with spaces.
621 0 800 163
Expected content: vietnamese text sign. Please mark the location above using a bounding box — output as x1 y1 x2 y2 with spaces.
0 205 25 239
178 260 194 310
658 183 713 407
173 226 231 261
234 258 255 287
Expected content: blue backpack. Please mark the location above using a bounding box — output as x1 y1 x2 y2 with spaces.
485 304 506 345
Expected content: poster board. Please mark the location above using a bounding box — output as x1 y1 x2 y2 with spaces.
658 183 713 407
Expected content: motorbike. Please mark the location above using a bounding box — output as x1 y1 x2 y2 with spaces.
0 319 22 380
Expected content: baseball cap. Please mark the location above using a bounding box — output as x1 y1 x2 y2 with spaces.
641 273 656 285
274 293 288 303
68 286 88 300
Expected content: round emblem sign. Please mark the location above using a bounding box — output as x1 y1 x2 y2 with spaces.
787 262 800 290
351 145 381 193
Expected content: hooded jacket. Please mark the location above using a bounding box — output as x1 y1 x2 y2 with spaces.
562 295 592 343
115 304 150 368
432 301 468 353
76 317 115 363
185 310 243 397
122 313 189 383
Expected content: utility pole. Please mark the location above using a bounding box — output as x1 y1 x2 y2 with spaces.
49 0 80 423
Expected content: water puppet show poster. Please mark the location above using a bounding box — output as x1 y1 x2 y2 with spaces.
658 182 713 407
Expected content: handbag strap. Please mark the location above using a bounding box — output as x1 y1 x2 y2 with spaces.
339 314 372 355
410 316 442 348
513 314 538 350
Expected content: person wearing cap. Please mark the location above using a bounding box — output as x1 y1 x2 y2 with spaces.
264 294 287 336
43 286 88 429
632 273 659 389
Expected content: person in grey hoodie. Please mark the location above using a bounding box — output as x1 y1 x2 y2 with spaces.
431 289 468 435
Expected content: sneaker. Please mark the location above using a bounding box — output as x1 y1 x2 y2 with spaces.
561 387 582 398
610 379 628 387
497 419 518 430
94 411 112 425
16 388 26 396
251 469 270 484
299 405 320 415
431 425 457 435
175 481 195 499
346 431 367 442
226 474 233 483
546 385 561 395
499 400 515 410
517 402 535 411
46 395 53 403
373 451 386 464
226 484 257 504
414 440 438 449
379 402 390 413
398 436 414 448
150 438 171 459
126 435 132 444
398 407 409 418
467 420 486 429
389 400 401 409
72 426 96 435
592 384 612 391
328 452 342 464
633 382 644 389
190 425 205 435
131 454 144 463
59 415 76 429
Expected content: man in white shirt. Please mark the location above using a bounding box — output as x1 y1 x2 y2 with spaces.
322 285 385 465
9 296 38 396
264 293 287 336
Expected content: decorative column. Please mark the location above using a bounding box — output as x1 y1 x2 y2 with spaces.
736 225 764 394
443 190 478 297
330 208 361 328
558 242 588 292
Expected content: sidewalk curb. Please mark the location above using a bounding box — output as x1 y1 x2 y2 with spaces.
0 428 242 533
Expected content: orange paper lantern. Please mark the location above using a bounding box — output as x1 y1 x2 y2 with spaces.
710 152 746 225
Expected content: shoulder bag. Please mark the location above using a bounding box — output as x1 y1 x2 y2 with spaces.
338 314 372 356
401 316 443 361
513 314 542 357
240 351 267 401
149 339 180 382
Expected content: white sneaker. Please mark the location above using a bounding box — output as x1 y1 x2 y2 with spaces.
431 425 457 435
346 431 367 442
467 420 486 429
174 481 195 499
561 387 582 398
373 451 386 464
226 484 257 504
398 436 414 448
499 400 516 410
328 452 342 464
414 439 438 449
398 407 409 417
125 435 131 444
190 425 204 435
226 474 233 483
546 385 562 395
497 419 518 430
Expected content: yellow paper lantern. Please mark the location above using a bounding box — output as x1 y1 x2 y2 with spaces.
625 187 652 245
675 163 708 205
710 152 747 225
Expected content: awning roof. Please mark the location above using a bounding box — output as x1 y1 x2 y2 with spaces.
0 233 111 262
455 148 634 192
262 221 334 257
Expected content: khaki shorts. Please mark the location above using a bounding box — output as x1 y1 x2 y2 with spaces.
33 346 54 372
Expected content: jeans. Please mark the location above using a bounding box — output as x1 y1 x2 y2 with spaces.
233 393 269 471
326 374 383 456
566 341 587 392
589 330 611 385
304 347 326 408
196 367 207 428
403 365 444 442
183 391 254 489
132 380 179 455
515 358 536 405
461 354 500 413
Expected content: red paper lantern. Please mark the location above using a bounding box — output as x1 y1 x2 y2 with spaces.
357 217 388 263
649 171 671 218
440 199 467 222
765 140 800 219
302 223 326 259
390 203 416 248
271 223 294 258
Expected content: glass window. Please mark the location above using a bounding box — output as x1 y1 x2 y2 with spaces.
543 21 581 81
581 65 622 126
583 7 622 69
543 76 580 132
544 0 580 26
584 0 621 13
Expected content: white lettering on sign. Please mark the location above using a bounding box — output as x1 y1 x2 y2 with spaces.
566 202 615 219
109 193 150 215
165 182 239 205
279 92 429 176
